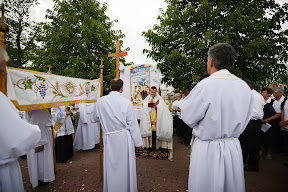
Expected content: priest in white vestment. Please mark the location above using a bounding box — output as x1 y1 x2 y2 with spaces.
0 91 41 192
92 78 143 192
74 103 100 150
140 86 173 158
51 106 74 163
25 109 55 188
180 43 253 192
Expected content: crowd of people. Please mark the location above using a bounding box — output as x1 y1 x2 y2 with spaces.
171 77 288 173
1 42 288 192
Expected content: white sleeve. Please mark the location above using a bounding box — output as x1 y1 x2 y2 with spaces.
180 82 209 128
79 104 88 124
126 103 143 147
36 127 49 147
91 102 100 123
0 97 41 160
273 102 281 114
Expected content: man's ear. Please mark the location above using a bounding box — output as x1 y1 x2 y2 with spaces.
110 86 112 91
210 58 215 68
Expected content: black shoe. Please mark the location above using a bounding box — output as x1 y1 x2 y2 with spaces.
20 155 27 159
56 160 65 163
283 162 288 167
244 166 259 172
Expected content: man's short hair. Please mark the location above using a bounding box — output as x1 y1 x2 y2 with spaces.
151 86 157 91
110 78 123 91
181 90 189 96
243 79 254 89
0 47 9 62
261 87 273 95
175 93 181 97
273 87 284 94
208 43 237 70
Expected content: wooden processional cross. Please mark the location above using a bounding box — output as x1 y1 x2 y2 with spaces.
108 41 127 78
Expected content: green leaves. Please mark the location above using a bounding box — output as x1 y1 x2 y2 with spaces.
143 0 288 91
28 0 129 95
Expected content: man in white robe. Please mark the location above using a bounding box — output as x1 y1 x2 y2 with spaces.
140 86 173 158
25 109 55 188
92 78 143 192
0 47 41 192
51 106 74 163
0 91 41 192
74 103 100 150
180 43 253 192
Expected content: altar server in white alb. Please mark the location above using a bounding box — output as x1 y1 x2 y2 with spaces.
92 78 143 192
74 103 100 150
180 43 253 192
25 109 55 188
0 47 41 192
51 106 74 163
140 86 173 155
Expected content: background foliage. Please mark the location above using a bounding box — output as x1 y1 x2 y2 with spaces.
143 0 288 91
5 0 130 93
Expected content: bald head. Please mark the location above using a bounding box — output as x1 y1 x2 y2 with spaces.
110 78 123 91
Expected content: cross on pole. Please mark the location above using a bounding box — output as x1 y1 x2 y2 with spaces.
47 64 52 74
108 41 127 78
0 3 9 23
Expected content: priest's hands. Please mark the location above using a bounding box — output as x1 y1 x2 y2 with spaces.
66 111 72 116
35 145 44 153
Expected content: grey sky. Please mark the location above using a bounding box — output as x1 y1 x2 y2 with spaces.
26 0 288 65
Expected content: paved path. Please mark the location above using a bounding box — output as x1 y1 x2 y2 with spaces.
19 136 287 192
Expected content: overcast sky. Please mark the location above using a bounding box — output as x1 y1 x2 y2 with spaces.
17 0 288 65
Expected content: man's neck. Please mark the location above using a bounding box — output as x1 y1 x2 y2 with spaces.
209 68 219 75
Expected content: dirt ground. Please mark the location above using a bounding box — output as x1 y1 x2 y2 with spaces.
19 136 288 192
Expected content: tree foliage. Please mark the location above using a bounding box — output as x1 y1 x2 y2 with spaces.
143 0 288 91
30 0 129 92
5 0 38 67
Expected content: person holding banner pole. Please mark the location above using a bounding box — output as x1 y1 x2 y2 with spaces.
51 106 74 163
0 47 41 192
92 78 143 192
25 109 55 188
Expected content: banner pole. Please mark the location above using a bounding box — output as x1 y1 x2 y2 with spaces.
99 58 104 182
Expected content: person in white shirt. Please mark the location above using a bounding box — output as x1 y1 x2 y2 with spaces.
264 87 287 152
92 78 143 192
51 106 74 163
260 87 277 160
180 43 253 192
279 92 288 156
172 93 182 136
25 109 55 188
239 80 264 172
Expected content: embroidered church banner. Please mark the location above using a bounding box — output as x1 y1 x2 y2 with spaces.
6 67 100 111
130 67 150 108
120 64 162 119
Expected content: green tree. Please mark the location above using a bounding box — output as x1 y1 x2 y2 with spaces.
30 0 129 92
143 0 288 91
4 0 38 67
